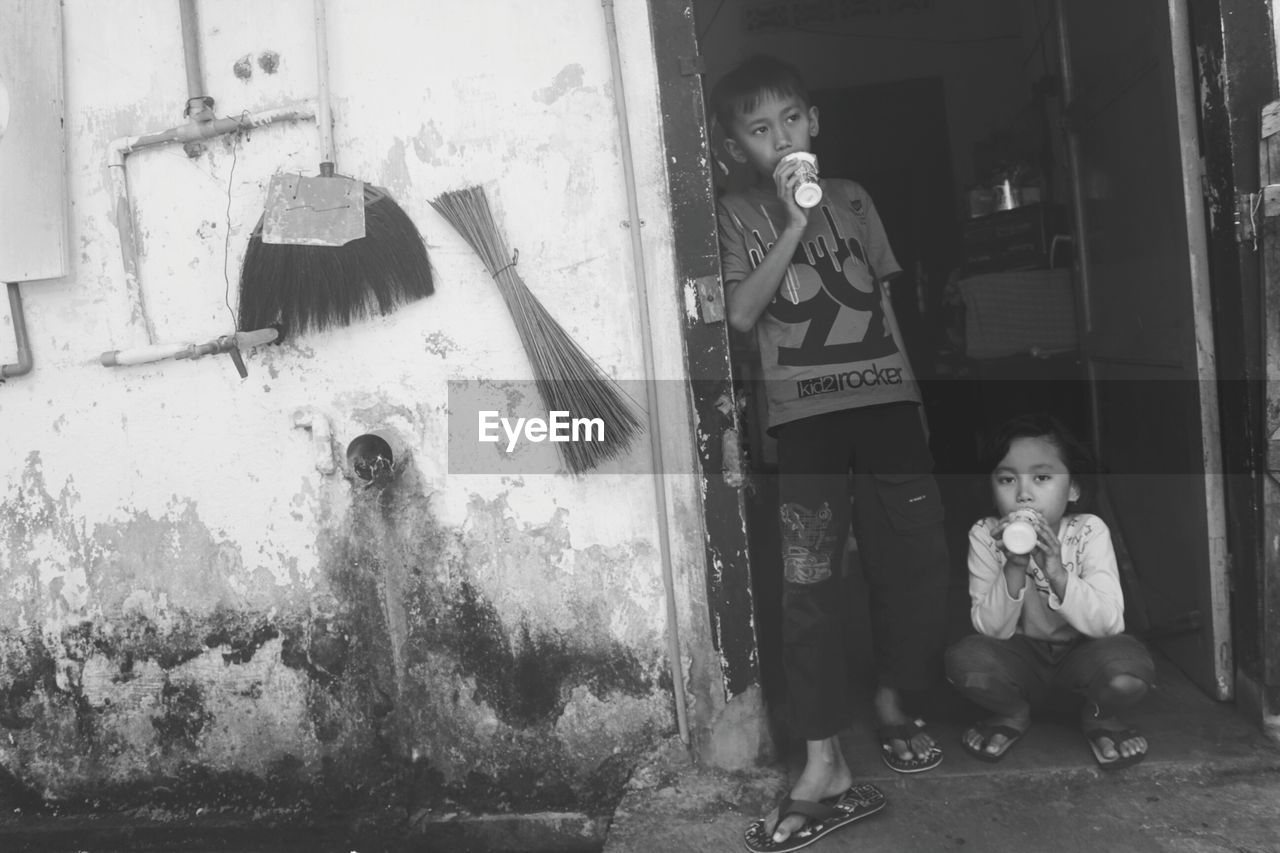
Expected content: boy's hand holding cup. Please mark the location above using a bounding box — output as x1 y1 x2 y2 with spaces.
773 153 821 233
779 152 823 208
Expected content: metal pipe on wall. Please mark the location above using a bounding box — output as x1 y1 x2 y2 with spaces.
103 0 319 344
601 0 691 747
178 0 214 121
1 282 32 379
107 103 316 344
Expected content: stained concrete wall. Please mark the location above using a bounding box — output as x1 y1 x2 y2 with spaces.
0 0 712 819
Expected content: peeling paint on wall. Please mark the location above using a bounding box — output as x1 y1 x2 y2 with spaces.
535 64 587 105
380 137 414 200
413 122 457 171
422 331 458 358
257 51 281 75
683 277 701 322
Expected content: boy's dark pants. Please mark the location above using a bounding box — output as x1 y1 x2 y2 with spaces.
774 402 950 741
945 633 1155 716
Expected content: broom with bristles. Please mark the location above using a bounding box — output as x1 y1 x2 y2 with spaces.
430 186 643 474
236 0 433 337
238 185 434 336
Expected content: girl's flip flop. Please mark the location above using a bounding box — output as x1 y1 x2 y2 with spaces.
1084 727 1147 769
961 721 1026 763
878 718 943 773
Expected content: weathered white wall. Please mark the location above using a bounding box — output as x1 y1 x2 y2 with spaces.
0 0 707 817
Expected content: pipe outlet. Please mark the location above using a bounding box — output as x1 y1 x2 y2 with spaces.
346 429 409 484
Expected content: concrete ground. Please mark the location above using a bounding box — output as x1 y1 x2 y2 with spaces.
604 655 1280 853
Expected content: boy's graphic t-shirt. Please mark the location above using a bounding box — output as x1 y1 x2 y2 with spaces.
716 179 918 430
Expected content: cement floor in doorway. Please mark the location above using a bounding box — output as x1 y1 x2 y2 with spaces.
603 654 1280 853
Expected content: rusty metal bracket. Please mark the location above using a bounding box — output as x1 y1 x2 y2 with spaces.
1238 192 1259 245
679 54 705 76
1237 186 1280 247
694 274 725 324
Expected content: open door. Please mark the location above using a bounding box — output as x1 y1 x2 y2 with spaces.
1058 0 1232 698
1258 100 1280 694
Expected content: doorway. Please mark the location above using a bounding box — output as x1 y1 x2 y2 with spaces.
685 0 1237 743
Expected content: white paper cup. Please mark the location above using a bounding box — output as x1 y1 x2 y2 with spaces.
782 152 822 208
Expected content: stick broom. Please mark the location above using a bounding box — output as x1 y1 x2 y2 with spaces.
430 186 642 474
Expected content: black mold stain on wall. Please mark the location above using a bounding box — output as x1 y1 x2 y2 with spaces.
319 465 668 815
426 578 651 729
0 634 52 729
86 610 281 672
152 680 211 752
0 615 398 816
0 453 669 820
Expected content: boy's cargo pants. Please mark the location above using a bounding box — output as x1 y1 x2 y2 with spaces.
773 402 951 741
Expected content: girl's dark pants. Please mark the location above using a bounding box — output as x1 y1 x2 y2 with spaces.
945 633 1155 716
774 402 950 741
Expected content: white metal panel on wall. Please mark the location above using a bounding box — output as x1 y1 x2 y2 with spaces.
0 0 68 282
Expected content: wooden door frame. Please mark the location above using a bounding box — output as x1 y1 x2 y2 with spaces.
1187 0 1278 701
645 0 772 762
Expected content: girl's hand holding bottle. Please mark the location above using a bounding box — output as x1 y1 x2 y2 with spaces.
1023 514 1068 598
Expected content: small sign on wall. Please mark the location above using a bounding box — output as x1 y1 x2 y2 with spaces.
0 0 69 283
745 0 937 32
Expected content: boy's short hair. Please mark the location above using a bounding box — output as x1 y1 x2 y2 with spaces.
709 54 811 133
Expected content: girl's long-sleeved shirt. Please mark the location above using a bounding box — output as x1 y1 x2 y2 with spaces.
968 512 1125 642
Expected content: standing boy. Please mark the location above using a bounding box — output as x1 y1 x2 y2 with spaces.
712 54 951 850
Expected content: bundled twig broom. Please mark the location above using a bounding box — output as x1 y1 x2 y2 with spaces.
430 186 643 474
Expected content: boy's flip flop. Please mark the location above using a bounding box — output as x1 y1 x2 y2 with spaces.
961 721 1026 763
1085 726 1147 769
743 783 886 853
878 718 943 773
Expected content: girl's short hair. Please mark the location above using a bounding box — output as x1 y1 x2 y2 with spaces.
709 54 811 132
978 413 1097 511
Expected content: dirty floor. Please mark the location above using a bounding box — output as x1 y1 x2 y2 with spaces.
604 653 1280 853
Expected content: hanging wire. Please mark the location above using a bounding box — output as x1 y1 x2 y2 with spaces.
1028 0 1054 78
222 112 250 328
1251 191 1263 252
697 0 729 41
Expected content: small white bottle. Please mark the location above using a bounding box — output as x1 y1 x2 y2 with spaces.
1001 509 1040 555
